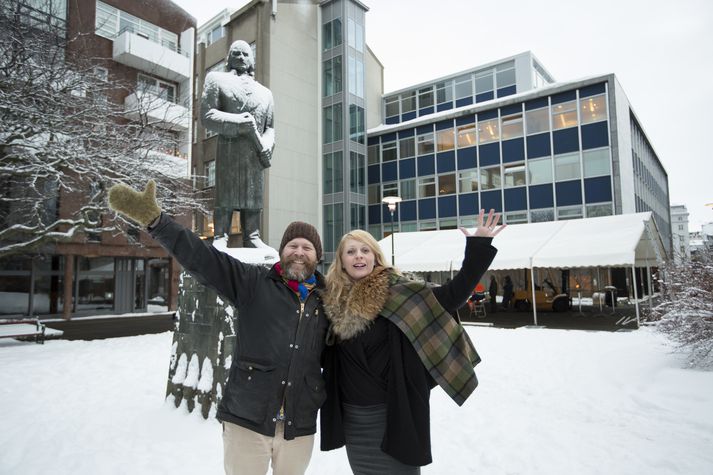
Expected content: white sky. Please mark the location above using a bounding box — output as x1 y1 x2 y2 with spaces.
174 0 713 231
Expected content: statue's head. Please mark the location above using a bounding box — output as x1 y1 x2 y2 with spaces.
226 40 255 76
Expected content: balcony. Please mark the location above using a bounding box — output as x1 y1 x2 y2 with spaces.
124 92 189 132
112 29 190 82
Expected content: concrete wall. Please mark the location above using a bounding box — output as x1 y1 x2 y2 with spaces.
364 45 384 129
611 76 635 215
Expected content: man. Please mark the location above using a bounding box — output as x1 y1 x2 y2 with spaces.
108 181 327 475
201 40 275 246
488 275 498 313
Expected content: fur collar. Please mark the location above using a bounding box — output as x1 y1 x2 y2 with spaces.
322 267 392 341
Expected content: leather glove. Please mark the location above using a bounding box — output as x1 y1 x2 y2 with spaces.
108 180 161 227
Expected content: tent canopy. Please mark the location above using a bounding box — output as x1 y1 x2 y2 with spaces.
377 212 666 273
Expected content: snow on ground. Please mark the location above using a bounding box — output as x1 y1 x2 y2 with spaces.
1 327 712 475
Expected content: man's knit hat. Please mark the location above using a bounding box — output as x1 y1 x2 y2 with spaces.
279 221 322 261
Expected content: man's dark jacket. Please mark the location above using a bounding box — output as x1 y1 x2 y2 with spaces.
150 214 328 439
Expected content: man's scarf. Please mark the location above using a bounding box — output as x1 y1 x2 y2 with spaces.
275 262 316 301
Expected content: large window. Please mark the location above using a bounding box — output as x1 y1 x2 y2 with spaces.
501 113 523 139
480 166 501 190
438 174 456 195
586 203 613 217
436 80 453 105
557 205 583 220
323 56 342 97
324 151 343 194
505 211 528 224
417 133 434 155
419 87 434 109
527 157 553 185
580 94 607 124
77 257 115 311
138 74 176 103
531 208 554 222
348 55 364 98
457 124 476 148
381 141 397 162
552 100 578 130
323 204 344 253
322 18 342 51
526 107 549 134
475 70 493 94
458 170 478 193
323 103 342 144
436 128 455 152
399 137 415 159
401 91 416 114
503 163 526 187
583 148 610 177
206 24 225 45
554 152 580 181
349 104 365 144
418 176 436 198
205 160 215 187
478 118 500 144
347 18 364 52
455 74 473 100
368 144 379 165
401 179 416 200
382 182 399 198
368 184 380 204
496 62 516 88
385 96 399 118
349 152 365 194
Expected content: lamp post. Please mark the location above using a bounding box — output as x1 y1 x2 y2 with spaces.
382 196 402 266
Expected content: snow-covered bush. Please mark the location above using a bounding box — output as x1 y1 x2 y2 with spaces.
651 247 713 368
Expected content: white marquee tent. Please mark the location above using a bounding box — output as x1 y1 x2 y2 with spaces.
377 212 667 325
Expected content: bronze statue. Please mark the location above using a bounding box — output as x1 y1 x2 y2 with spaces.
200 40 275 246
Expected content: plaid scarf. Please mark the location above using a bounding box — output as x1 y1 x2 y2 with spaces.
381 273 481 406
275 262 316 301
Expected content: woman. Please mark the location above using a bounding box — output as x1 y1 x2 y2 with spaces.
320 209 505 474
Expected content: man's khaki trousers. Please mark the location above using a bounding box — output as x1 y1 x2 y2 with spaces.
222 421 314 475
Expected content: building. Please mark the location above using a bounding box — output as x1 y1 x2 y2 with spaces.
365 52 672 260
670 204 691 262
0 0 196 319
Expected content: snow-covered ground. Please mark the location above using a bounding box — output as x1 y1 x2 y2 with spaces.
1 326 712 475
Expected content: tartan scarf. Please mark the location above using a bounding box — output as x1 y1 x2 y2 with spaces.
275 262 316 301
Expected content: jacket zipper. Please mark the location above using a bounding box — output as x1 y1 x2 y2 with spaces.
279 294 308 422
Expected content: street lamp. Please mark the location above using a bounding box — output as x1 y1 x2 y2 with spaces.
382 196 402 266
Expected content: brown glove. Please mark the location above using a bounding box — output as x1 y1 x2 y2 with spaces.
108 180 161 227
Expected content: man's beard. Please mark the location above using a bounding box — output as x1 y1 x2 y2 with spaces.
281 256 317 282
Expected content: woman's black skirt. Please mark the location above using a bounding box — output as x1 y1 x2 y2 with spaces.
342 403 420 475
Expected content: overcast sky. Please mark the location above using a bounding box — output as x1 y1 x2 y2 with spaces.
175 0 713 231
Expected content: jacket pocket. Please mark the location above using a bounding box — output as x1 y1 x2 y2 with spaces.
223 358 276 424
294 373 327 428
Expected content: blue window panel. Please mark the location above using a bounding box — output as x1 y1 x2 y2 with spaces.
457 146 477 170
417 124 433 135
382 161 397 181
502 138 525 163
368 164 380 184
551 90 577 105
437 102 453 112
478 109 498 121
401 111 417 122
381 132 396 142
529 184 554 209
368 204 381 224
455 97 473 108
579 82 606 98
504 187 527 211
476 91 494 103
526 133 551 159
418 198 436 219
458 193 479 216
417 155 435 176
400 200 417 221
584 176 612 203
553 128 579 155
525 97 548 110
555 180 582 206
500 103 522 116
437 151 456 173
368 136 380 146
436 119 453 131
497 85 517 98
438 196 458 217
399 158 416 178
398 129 415 138
385 116 399 125
456 114 476 126
419 107 434 116
480 190 503 212
581 122 609 150
478 142 500 166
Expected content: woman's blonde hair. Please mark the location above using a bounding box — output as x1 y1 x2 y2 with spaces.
324 230 393 300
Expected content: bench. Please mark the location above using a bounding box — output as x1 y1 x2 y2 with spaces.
0 318 55 344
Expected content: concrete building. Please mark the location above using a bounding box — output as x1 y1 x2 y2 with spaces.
0 0 196 318
670 204 691 262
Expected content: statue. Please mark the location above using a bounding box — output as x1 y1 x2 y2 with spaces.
200 40 275 247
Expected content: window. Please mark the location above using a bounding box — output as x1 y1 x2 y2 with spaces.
480 166 501 190
458 170 478 193
418 177 436 198
527 157 553 185
419 221 437 231
440 219 458 230
436 128 455 152
323 103 342 144
454 74 473 100
381 141 397 162
531 208 554 222
324 152 343 194
419 87 434 109
207 25 224 45
401 222 418 232
557 205 583 220
138 74 176 103
417 133 434 155
583 148 610 177
348 18 364 52
385 96 399 118
368 144 379 165
501 113 523 139
382 182 398 198
323 18 342 51
580 94 607 124
478 118 499 144
526 107 549 134
554 152 580 181
95 1 177 52
349 152 365 194
475 70 493 94
323 56 342 97
438 174 456 195
349 104 365 144
586 203 612 217
503 163 526 187
348 55 364 98
552 100 578 130
368 184 381 204
401 91 416 114
457 124 476 148
350 204 365 230
401 179 416 200
399 137 415 159
436 80 453 105
205 161 215 187
505 211 528 224
496 63 516 88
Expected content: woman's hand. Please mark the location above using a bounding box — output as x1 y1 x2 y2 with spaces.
460 208 506 238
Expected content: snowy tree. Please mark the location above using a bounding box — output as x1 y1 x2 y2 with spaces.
651 247 713 368
0 0 205 258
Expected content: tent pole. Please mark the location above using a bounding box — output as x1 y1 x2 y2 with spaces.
597 267 603 312
531 266 538 326
631 265 640 328
646 263 653 315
